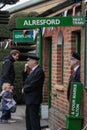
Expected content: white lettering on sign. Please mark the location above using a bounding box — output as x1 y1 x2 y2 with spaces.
71 86 77 116
75 104 80 117
70 83 82 117
23 19 60 26
71 111 75 115
72 86 77 99
15 34 32 39
73 18 84 25
71 99 76 112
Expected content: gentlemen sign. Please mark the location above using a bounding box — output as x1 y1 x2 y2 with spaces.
13 30 34 42
70 82 82 117
16 16 85 29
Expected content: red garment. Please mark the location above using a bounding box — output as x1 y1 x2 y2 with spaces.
71 69 75 75
29 70 32 74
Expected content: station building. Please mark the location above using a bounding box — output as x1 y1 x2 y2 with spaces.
5 0 87 129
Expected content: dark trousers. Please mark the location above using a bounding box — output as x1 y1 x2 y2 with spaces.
0 80 4 87
1 109 11 120
26 104 41 130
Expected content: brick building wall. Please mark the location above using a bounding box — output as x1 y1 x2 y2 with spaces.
9 0 87 129
43 25 84 130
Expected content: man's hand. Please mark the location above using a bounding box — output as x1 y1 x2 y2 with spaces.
22 88 24 94
24 63 28 72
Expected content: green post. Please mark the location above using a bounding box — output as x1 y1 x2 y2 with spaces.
84 10 87 89
66 82 83 130
39 29 42 66
36 29 42 67
48 42 52 108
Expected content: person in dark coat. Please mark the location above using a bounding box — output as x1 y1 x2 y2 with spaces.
67 52 80 101
0 50 20 122
0 49 20 86
22 55 45 130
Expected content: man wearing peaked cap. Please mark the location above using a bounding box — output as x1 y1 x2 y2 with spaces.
67 52 81 102
22 54 45 130
71 52 80 61
27 55 40 61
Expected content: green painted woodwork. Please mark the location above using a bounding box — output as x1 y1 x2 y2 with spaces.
36 29 42 66
48 39 52 108
65 82 83 130
70 82 82 117
66 114 83 130
84 10 87 89
16 16 85 29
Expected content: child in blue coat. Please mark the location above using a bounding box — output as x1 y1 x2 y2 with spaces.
0 83 15 123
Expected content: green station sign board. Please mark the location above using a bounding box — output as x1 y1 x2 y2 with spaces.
70 82 82 117
16 16 85 29
13 30 34 42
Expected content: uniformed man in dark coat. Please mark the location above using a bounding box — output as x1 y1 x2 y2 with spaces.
22 55 45 130
0 50 20 86
67 52 80 101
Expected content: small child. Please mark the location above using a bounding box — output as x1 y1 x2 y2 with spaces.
0 83 15 123
0 90 5 96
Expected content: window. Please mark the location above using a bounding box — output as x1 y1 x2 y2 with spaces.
57 30 64 84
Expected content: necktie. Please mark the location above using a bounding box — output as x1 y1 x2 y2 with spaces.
71 69 75 75
29 69 32 74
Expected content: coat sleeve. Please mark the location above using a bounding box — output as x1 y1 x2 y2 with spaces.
2 59 11 82
22 71 28 84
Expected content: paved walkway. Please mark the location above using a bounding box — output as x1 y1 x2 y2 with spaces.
0 105 48 130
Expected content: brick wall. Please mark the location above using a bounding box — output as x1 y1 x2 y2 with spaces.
43 25 84 130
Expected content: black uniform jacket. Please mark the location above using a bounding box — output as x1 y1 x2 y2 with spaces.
23 65 45 105
67 66 80 101
1 55 15 85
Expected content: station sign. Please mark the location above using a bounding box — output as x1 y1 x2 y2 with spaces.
70 82 82 117
13 30 34 42
16 16 85 29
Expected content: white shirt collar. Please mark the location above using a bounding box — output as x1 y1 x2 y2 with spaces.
74 65 80 72
32 65 38 71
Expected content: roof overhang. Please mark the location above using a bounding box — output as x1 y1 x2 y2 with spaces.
39 0 82 16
